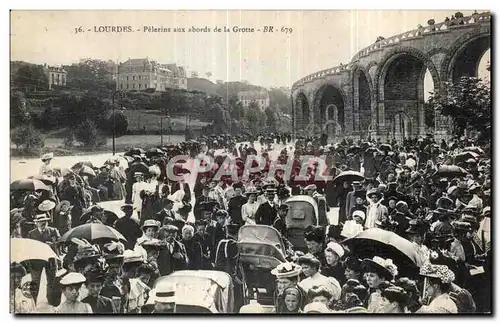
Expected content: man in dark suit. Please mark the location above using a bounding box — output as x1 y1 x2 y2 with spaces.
194 186 216 221
114 205 142 250
255 187 278 226
156 197 175 226
157 225 188 276
28 214 60 246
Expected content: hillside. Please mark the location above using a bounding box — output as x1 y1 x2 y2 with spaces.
187 77 218 95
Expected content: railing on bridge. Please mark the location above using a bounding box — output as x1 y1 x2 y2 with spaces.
291 11 491 90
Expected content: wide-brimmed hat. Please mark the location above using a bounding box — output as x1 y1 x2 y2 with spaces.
419 262 455 284
325 241 345 258
244 186 259 196
41 153 54 161
38 200 56 212
120 204 134 213
366 188 382 199
361 256 398 281
271 262 302 279
297 254 321 269
452 221 472 232
85 269 105 283
55 200 73 215
72 238 101 263
352 210 366 221
432 207 456 218
59 272 86 286
142 219 161 230
154 282 176 304
34 213 51 222
162 224 179 232
102 241 125 261
123 250 144 264
381 285 409 305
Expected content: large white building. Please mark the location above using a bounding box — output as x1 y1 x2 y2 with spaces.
237 90 270 111
43 64 67 90
116 58 187 91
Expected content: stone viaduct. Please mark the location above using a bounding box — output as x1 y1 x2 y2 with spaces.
291 12 491 142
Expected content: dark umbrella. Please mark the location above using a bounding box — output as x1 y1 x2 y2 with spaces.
347 145 360 154
333 170 365 184
60 223 127 243
379 143 392 152
130 162 149 174
146 148 164 158
124 148 146 157
432 165 469 179
80 209 119 226
11 179 51 191
342 228 420 277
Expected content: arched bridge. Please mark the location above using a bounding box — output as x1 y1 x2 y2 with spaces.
291 12 491 141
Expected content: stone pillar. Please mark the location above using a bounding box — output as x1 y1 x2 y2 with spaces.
353 72 360 134
308 92 315 136
291 94 296 140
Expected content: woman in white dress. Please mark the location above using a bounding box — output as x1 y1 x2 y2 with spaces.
241 187 259 225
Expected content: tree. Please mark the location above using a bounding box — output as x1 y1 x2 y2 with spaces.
12 64 48 91
64 58 115 93
424 102 435 130
428 76 491 143
10 91 32 127
269 88 292 114
264 107 278 132
229 100 245 121
74 119 99 148
246 102 267 134
11 125 44 152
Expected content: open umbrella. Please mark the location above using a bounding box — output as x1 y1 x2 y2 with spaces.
342 228 420 278
146 147 164 158
124 148 146 157
432 165 469 179
463 146 485 155
80 209 119 226
27 175 56 186
129 162 150 175
333 170 365 184
11 238 60 263
60 223 127 243
11 179 50 191
379 143 392 152
80 165 96 177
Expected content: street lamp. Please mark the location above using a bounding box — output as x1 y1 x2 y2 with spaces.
111 90 124 155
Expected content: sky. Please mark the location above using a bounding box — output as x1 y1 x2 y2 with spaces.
10 10 490 89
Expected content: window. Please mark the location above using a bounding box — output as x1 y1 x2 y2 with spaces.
132 84 135 89
145 84 147 88
121 84 123 89
139 75 141 80
132 75 135 80
51 73 55 83
126 84 129 89
126 76 129 81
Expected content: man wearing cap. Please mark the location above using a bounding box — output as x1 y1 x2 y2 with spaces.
254 185 278 226
28 212 60 245
156 196 175 226
82 270 116 313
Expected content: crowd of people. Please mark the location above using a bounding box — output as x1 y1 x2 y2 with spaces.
10 130 491 314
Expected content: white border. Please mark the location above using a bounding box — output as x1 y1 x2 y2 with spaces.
2 1 498 322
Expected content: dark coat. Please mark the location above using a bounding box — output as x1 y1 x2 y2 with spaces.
255 201 277 226
227 195 247 225
157 239 188 276
114 217 142 250
81 295 115 313
28 226 60 244
194 196 216 220
183 239 203 270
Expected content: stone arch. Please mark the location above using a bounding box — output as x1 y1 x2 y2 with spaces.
375 47 440 137
440 28 491 84
426 47 449 58
312 83 347 135
350 65 374 137
365 61 378 71
294 91 310 133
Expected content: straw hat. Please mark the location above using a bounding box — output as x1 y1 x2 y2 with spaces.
361 256 398 281
38 200 56 212
41 153 53 161
59 272 86 286
271 262 302 279
154 282 177 304
141 219 160 230
419 262 455 284
33 213 51 222
123 250 144 264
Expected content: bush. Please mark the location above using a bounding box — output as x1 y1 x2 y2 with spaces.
74 119 99 148
108 112 128 137
11 124 45 152
63 132 75 148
